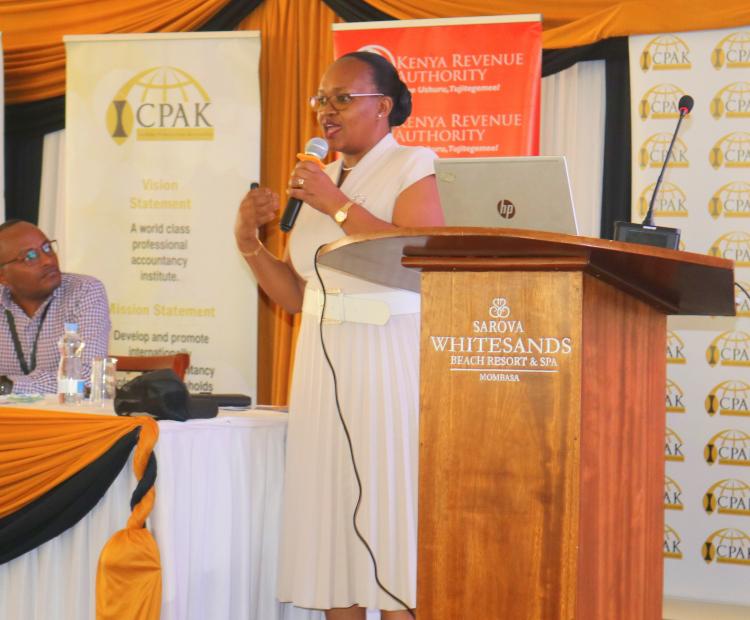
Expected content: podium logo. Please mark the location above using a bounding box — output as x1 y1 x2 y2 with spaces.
706 330 750 367
711 82 750 118
639 182 688 217
705 429 750 466
639 133 688 169
708 231 750 265
639 84 686 119
667 330 687 364
704 479 750 516
711 31 750 69
665 476 684 510
664 524 683 559
738 280 750 317
708 182 750 219
706 380 750 417
709 132 750 169
106 66 214 145
666 427 685 462
702 528 750 566
641 35 691 71
666 378 686 413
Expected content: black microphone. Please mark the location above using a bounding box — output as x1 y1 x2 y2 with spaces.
614 94 693 249
280 137 329 232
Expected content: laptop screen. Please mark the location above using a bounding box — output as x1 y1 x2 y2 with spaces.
433 156 579 235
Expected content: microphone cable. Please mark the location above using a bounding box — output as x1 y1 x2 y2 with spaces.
313 245 415 619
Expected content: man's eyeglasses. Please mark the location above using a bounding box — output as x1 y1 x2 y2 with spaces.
309 92 384 111
0 240 58 268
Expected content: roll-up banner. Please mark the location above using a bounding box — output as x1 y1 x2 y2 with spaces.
630 28 750 606
333 15 542 157
65 33 261 399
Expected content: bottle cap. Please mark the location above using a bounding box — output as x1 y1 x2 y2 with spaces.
64 322 79 332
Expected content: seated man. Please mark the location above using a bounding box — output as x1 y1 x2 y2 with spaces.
0 220 110 394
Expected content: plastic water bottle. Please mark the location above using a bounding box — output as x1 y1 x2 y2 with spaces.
58 322 85 404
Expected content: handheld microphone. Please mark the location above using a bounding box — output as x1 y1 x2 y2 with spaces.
280 137 329 232
614 94 693 250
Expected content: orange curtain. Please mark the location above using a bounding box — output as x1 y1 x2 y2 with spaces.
0 0 230 103
363 1 750 48
236 0 340 404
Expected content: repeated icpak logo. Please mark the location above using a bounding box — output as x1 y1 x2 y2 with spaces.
705 380 750 417
664 524 684 559
702 528 750 566
703 479 750 516
711 32 750 69
666 378 686 413
640 35 692 71
639 182 688 218
708 182 750 219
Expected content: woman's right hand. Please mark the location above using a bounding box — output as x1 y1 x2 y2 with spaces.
234 186 280 254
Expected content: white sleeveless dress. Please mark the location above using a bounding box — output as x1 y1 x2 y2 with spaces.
277 133 437 611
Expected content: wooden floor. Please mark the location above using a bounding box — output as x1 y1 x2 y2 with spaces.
664 597 750 619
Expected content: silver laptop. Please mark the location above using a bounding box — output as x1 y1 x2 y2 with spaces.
434 156 579 234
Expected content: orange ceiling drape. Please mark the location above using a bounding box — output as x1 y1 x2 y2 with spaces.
0 0 231 103
363 1 750 48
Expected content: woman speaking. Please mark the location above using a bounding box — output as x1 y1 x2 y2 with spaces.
234 51 443 619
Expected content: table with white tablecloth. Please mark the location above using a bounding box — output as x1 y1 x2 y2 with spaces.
0 408 373 620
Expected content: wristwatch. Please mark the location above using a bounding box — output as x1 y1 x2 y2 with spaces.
0 375 13 395
333 200 354 225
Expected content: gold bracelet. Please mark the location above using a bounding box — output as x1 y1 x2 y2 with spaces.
240 243 263 258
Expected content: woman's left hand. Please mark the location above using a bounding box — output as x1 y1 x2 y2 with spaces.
287 161 347 218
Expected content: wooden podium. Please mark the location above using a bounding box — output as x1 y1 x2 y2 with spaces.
318 228 735 620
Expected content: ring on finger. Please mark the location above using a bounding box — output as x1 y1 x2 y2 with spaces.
297 177 305 188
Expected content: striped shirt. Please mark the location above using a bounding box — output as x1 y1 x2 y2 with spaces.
0 273 111 394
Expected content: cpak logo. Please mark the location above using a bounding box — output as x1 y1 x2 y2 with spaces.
666 378 686 413
709 132 750 169
705 380 750 417
666 427 685 462
639 83 687 119
639 182 688 218
106 66 214 145
664 524 683 559
711 31 750 69
641 35 691 71
703 479 750 516
702 528 750 566
666 330 687 364
704 429 750 466
706 330 750 367
710 82 750 119
640 133 689 169
708 182 750 218
664 476 684 510
708 232 750 265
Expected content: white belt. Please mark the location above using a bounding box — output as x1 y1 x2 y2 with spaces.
301 287 420 325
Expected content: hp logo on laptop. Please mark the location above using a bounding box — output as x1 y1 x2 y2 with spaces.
497 199 516 219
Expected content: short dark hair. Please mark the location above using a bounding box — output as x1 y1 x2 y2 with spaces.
341 51 412 127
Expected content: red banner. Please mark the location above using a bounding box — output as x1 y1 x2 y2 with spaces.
333 16 542 157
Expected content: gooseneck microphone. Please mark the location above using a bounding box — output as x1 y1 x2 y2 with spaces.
614 94 693 249
280 137 329 232
643 94 694 227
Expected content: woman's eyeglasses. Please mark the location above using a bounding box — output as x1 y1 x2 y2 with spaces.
0 240 58 268
309 92 384 111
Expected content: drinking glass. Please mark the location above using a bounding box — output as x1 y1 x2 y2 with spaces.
90 356 118 406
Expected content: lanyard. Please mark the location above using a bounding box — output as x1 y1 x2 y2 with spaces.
5 302 53 375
